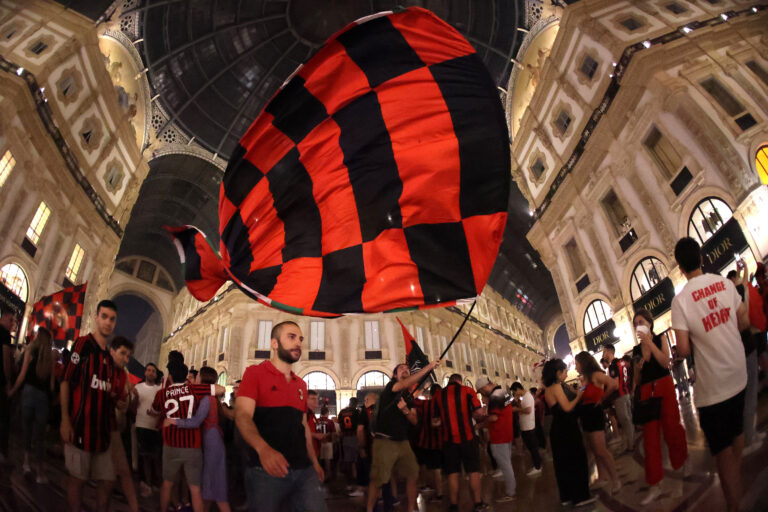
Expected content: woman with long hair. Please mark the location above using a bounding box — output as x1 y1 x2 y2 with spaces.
9 327 56 483
574 351 620 493
542 359 595 507
632 309 687 505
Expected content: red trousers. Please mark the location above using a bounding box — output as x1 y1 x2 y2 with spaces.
640 375 687 485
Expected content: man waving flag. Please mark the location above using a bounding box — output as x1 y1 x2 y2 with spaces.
397 318 436 391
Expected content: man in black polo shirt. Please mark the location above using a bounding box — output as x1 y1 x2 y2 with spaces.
366 360 440 512
235 321 326 512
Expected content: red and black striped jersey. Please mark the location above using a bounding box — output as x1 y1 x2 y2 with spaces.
63 334 121 453
439 381 480 444
152 383 215 448
316 416 336 435
415 393 444 450
609 359 632 396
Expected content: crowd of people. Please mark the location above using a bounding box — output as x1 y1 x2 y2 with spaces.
0 235 765 512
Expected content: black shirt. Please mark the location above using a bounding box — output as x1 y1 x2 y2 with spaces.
375 380 410 441
338 406 361 436
0 325 9 384
633 335 670 385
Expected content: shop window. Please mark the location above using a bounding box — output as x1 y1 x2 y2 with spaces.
0 150 15 189
687 197 733 245
303 371 335 390
0 263 28 302
619 17 643 31
579 55 598 80
217 326 228 356
64 244 85 283
25 201 50 245
29 40 47 55
699 77 757 131
664 2 687 14
584 300 613 335
755 145 768 186
746 60 768 88
630 257 669 302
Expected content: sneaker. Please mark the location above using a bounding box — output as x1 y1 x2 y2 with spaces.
472 502 490 512
496 494 516 502
589 479 607 490
347 489 364 497
527 467 542 477
640 485 662 506
140 482 153 498
489 469 502 478
575 497 597 507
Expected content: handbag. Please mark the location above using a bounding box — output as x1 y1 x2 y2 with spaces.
632 380 662 425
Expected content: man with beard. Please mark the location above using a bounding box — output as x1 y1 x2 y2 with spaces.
235 321 326 512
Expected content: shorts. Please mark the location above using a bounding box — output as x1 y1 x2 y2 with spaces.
136 427 162 454
443 439 480 475
320 442 334 461
110 431 129 475
341 435 358 463
416 447 442 470
369 438 419 486
698 388 745 456
163 446 203 486
65 443 115 481
579 404 605 433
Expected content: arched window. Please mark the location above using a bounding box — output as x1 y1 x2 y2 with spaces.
756 144 768 185
356 371 388 390
217 370 227 386
583 300 613 335
688 197 733 245
630 257 669 302
303 371 336 390
0 263 28 302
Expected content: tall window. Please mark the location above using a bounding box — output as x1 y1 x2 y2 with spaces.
643 126 682 179
462 343 470 366
0 263 28 302
365 321 380 350
357 371 388 390
584 300 613 335
600 189 629 236
746 60 768 88
26 202 50 245
65 244 85 283
303 371 335 390
0 150 15 188
564 238 586 278
416 326 426 355
630 257 669 302
579 55 598 80
687 197 733 245
217 326 228 354
257 320 272 350
699 77 757 131
756 144 768 186
554 109 572 136
310 321 325 351
203 334 211 360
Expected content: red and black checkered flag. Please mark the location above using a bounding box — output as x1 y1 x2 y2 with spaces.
168 7 509 316
28 283 87 345
397 317 436 390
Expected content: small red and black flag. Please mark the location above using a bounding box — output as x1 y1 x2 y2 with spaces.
397 317 436 389
28 282 87 347
168 7 509 317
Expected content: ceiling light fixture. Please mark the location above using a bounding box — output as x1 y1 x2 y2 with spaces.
15 67 23 75
753 7 759 13
642 40 652 48
682 26 692 33
720 13 728 21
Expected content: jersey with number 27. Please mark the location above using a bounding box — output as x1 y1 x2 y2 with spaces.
153 383 215 448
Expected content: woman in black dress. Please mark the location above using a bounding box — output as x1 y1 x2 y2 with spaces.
542 359 595 507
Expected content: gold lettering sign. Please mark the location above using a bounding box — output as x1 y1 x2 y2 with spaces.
704 237 733 265
642 292 666 312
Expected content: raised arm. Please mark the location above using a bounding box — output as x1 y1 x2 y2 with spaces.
392 360 440 392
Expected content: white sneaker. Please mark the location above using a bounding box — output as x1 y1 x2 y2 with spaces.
495 494 516 502
347 489 364 497
139 482 153 497
490 469 502 478
640 485 662 506
22 462 32 474
526 467 542 476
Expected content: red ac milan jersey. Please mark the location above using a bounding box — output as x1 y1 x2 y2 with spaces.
63 334 119 453
153 383 215 448
316 416 336 435
609 359 631 396
415 394 444 450
439 382 480 444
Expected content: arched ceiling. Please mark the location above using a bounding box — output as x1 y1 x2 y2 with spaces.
117 154 221 289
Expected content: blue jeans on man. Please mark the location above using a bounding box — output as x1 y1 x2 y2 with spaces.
244 464 327 512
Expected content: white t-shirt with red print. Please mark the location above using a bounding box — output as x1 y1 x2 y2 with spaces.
671 273 746 407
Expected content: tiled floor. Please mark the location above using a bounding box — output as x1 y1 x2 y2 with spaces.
1 392 768 511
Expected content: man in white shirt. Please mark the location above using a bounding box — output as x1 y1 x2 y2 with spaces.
511 382 541 475
133 363 162 497
671 237 750 512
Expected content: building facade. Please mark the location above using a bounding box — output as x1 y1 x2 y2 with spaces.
512 0 768 357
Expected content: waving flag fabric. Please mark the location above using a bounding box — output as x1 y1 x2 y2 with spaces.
169 7 510 317
397 317 436 388
28 282 87 347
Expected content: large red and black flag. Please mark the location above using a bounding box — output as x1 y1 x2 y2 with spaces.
168 7 510 316
28 282 87 347
397 317 436 389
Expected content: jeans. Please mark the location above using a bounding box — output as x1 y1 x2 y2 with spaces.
244 464 327 512
521 429 542 469
21 385 49 466
744 350 758 446
614 394 635 451
489 442 516 497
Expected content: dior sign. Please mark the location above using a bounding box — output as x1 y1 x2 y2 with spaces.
700 218 749 274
